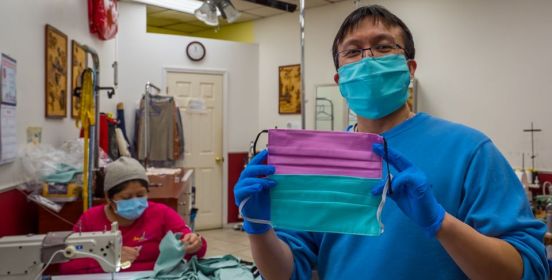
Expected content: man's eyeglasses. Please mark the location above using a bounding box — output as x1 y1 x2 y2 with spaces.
337 43 406 62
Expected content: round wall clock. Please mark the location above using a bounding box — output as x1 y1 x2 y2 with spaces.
186 41 206 61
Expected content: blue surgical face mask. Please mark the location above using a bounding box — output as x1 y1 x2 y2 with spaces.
115 197 148 220
338 54 411 120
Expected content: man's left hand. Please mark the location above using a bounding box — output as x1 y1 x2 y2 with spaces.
372 143 446 237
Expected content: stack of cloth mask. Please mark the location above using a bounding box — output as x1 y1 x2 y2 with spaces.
265 128 389 236
135 231 260 280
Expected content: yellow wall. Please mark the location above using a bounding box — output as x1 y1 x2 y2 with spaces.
147 26 188 36
190 21 255 43
147 21 255 43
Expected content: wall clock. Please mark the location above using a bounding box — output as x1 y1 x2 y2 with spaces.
186 41 206 62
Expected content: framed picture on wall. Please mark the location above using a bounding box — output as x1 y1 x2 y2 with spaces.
71 40 87 119
45 24 68 118
278 64 301 114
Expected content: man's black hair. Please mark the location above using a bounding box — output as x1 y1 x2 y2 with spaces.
106 179 149 200
332 5 415 70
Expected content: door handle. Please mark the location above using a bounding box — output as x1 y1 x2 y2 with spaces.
215 156 225 163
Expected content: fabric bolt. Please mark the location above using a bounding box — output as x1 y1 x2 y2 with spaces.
59 202 206 275
117 104 130 144
116 127 131 157
275 113 549 280
136 231 258 280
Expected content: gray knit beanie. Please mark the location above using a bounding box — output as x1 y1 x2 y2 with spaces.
104 157 149 193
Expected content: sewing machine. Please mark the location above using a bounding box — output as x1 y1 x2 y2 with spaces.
0 222 122 280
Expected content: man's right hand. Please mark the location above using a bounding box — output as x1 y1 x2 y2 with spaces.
121 246 140 265
234 149 276 234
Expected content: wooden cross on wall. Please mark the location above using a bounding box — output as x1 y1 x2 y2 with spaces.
523 122 542 172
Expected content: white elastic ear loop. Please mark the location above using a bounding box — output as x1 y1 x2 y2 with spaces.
238 196 272 225
376 175 392 234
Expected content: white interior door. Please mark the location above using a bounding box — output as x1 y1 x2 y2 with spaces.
167 71 223 230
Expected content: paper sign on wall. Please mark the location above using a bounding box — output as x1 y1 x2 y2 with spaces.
0 53 17 165
0 104 17 164
1 54 16 105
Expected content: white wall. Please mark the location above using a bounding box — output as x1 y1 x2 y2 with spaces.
0 1 259 191
117 2 259 153
0 0 115 190
254 0 552 170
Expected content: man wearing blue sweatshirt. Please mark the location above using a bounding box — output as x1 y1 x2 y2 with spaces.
234 5 548 279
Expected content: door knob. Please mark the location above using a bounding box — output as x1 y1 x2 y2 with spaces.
215 156 225 163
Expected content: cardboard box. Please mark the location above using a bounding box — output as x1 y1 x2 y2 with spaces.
147 168 192 198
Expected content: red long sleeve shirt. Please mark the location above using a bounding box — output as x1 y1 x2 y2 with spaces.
59 201 206 274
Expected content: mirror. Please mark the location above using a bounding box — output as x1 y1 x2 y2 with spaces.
314 84 350 131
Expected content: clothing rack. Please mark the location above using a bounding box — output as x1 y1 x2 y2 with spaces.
143 81 162 168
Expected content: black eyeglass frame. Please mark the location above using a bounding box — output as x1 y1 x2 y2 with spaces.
336 43 407 63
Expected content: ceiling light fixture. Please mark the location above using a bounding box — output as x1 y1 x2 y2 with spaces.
194 0 219 26
194 0 241 26
242 0 297 12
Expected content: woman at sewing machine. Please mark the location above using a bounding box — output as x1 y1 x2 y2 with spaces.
60 157 207 274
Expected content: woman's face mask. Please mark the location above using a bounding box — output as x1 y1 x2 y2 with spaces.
110 181 149 220
114 197 148 220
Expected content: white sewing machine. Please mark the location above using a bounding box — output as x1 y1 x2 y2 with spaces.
0 222 122 280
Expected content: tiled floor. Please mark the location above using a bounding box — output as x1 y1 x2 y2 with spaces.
198 225 253 262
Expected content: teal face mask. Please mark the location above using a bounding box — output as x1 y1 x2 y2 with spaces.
270 175 387 235
338 54 411 120
115 197 148 220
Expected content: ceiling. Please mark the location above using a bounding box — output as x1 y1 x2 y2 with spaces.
147 0 350 35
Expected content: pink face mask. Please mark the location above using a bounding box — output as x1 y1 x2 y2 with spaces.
267 128 384 178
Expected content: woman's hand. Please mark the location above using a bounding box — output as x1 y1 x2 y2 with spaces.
121 246 141 264
182 233 203 254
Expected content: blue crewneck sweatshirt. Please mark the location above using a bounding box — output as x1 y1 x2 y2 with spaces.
276 112 548 279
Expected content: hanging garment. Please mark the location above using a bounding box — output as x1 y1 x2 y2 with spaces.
108 119 120 159
135 231 258 280
138 95 175 161
173 105 184 161
135 94 185 163
251 129 389 236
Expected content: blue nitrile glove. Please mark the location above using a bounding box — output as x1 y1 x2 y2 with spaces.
372 143 446 238
233 149 276 234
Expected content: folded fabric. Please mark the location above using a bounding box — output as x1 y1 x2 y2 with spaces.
41 163 82 183
135 231 258 280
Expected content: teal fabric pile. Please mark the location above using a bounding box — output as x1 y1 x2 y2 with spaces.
135 231 259 280
42 163 82 183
